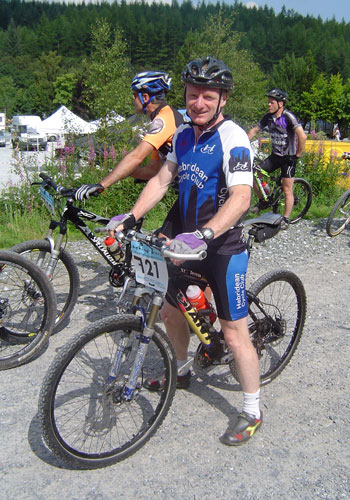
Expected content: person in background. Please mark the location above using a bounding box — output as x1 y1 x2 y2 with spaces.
74 71 183 200
248 89 307 229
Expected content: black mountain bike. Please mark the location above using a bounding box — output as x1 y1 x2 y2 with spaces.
252 163 312 223
38 213 307 469
11 173 141 332
0 250 56 370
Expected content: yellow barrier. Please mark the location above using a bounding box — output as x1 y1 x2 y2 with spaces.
260 138 350 188
304 140 350 159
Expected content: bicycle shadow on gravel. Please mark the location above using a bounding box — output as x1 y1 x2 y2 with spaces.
176 376 241 428
28 413 83 470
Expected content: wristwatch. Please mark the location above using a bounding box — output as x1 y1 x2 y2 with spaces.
200 227 214 242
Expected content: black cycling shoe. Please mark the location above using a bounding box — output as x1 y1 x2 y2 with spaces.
220 411 263 446
144 371 191 391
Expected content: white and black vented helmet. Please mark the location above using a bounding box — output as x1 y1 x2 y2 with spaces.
266 89 288 102
181 57 233 90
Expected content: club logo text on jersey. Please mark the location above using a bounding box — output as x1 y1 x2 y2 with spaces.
228 147 251 173
200 144 215 154
178 161 208 189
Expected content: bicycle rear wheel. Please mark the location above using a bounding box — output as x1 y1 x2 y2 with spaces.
229 270 306 386
0 250 56 370
326 190 350 237
39 316 177 469
11 240 80 332
273 178 312 223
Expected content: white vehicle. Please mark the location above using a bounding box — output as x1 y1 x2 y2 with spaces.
0 112 5 131
11 115 47 151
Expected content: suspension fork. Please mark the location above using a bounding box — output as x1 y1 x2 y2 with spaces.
107 289 164 400
35 221 67 279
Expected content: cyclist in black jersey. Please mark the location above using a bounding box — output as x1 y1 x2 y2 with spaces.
107 57 263 447
248 89 307 228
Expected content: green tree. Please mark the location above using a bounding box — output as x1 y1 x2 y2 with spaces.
299 73 346 128
32 51 62 115
53 72 78 109
270 52 318 116
0 75 17 115
83 19 132 119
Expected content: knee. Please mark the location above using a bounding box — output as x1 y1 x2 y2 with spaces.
160 302 183 327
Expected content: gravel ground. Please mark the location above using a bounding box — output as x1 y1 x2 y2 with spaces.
1 218 349 500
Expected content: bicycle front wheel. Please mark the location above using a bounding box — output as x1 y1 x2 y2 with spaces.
326 190 350 237
11 240 80 332
273 178 312 224
0 250 56 370
242 270 306 385
39 316 177 469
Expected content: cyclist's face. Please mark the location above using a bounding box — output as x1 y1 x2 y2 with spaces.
268 98 282 115
185 84 227 127
133 93 150 114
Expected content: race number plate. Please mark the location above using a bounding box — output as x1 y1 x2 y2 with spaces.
40 186 55 215
131 241 168 292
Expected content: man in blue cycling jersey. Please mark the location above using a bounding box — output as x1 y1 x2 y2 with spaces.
248 89 306 228
107 57 262 446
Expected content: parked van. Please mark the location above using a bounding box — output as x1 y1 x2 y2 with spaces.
11 115 47 151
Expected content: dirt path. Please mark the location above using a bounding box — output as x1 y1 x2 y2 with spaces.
1 219 349 500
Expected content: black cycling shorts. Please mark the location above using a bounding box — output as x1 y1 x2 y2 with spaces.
260 153 297 178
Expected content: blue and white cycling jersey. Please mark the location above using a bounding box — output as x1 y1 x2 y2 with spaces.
167 118 253 254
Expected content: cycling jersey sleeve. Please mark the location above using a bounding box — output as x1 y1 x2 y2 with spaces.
221 122 254 188
143 105 178 152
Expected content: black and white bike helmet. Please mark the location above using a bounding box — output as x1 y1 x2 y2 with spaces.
181 57 233 90
266 89 288 102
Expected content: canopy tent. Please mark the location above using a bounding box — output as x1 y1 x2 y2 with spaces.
39 106 98 137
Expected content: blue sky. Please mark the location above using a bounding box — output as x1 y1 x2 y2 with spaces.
242 1 349 23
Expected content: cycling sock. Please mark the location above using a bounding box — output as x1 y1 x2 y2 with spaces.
242 390 261 419
177 359 190 376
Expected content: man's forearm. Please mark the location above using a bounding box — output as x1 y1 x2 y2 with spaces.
100 153 141 188
100 141 154 188
131 176 169 221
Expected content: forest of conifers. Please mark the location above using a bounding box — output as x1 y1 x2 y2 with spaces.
1 0 350 130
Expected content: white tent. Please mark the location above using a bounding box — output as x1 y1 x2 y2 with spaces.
39 106 98 137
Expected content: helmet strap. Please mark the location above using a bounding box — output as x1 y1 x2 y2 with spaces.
138 92 156 114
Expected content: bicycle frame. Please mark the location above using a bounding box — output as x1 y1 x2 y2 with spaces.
108 228 283 400
253 165 283 205
37 174 143 290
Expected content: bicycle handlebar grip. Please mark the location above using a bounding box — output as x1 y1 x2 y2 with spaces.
162 248 207 261
39 172 58 191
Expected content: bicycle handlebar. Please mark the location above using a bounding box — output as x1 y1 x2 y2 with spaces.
117 229 207 261
39 172 76 197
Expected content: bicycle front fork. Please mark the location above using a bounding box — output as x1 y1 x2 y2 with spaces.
107 289 163 400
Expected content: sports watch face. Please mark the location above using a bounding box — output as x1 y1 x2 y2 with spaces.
201 227 214 241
